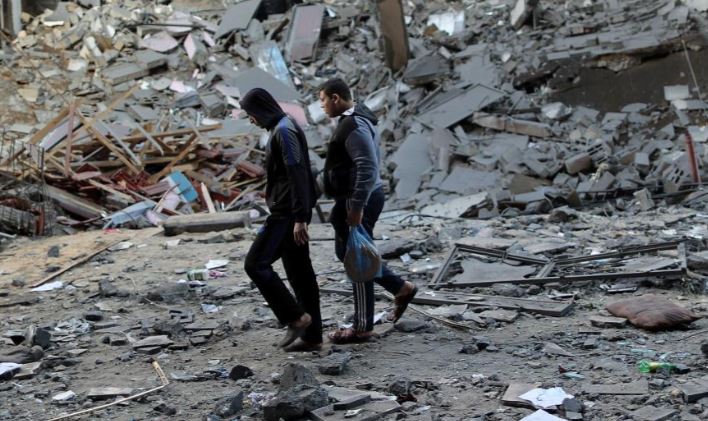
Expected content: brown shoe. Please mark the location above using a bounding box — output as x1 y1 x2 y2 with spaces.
279 313 312 348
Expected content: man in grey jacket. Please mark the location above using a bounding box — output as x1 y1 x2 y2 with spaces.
319 78 417 344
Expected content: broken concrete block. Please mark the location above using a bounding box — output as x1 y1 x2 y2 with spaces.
102 63 148 86
631 406 678 421
473 113 552 138
132 335 173 349
682 378 708 403
510 0 540 29
664 85 691 101
633 188 655 211
215 0 261 39
565 152 592 174
583 379 648 395
317 352 351 375
589 315 627 328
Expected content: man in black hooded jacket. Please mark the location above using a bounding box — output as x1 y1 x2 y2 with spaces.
240 88 322 351
318 78 418 344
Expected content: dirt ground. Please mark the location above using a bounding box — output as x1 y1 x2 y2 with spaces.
0 213 707 421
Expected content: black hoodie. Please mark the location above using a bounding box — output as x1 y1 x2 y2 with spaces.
323 103 383 212
240 88 316 222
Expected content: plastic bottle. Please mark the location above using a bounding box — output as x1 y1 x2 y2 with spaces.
637 359 676 373
187 269 209 281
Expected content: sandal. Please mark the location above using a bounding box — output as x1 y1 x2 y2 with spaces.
389 283 418 323
327 328 374 344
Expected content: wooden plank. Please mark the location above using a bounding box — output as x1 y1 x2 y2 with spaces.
200 182 216 213
78 114 141 174
45 185 105 219
63 101 77 177
120 124 222 143
27 227 161 289
100 121 143 168
30 240 119 288
501 383 540 408
86 179 136 205
163 211 251 236
147 133 199 184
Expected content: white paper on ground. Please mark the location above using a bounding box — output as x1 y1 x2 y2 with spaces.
520 409 567 421
519 387 574 409
205 259 229 270
31 280 63 292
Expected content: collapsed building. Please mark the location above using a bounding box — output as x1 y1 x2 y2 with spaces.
0 1 707 420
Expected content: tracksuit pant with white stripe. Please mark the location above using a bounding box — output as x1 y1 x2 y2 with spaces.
330 186 405 332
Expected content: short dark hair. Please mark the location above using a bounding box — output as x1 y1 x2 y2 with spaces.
319 78 352 101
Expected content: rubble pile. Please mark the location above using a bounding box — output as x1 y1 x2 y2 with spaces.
0 0 706 235
0 1 707 419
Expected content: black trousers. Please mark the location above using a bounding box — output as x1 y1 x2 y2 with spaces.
244 216 322 343
330 187 405 332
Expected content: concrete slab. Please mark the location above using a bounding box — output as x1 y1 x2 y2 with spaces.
420 192 488 218
285 4 325 62
583 379 648 395
391 133 432 199
215 0 261 39
631 406 678 421
439 166 498 194
417 85 506 129
455 260 536 284
250 41 294 88
228 67 301 102
403 53 450 86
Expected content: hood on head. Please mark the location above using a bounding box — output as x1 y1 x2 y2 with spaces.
239 88 286 130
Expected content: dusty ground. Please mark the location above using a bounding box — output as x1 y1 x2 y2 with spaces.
0 211 707 421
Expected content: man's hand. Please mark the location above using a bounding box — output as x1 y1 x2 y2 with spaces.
347 208 363 226
293 222 309 246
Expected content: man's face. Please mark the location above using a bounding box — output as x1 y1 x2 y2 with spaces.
319 91 339 118
248 114 264 128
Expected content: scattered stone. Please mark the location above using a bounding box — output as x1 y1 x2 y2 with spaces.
229 365 254 381
132 335 173 349
682 378 708 403
333 394 372 410
263 386 329 421
153 402 177 415
213 390 244 418
583 337 598 349
589 315 627 328
562 398 582 413
317 352 351 375
47 246 60 258
388 378 414 400
280 363 319 389
394 320 429 332
631 405 678 421
491 283 526 297
84 310 103 322
52 390 76 402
